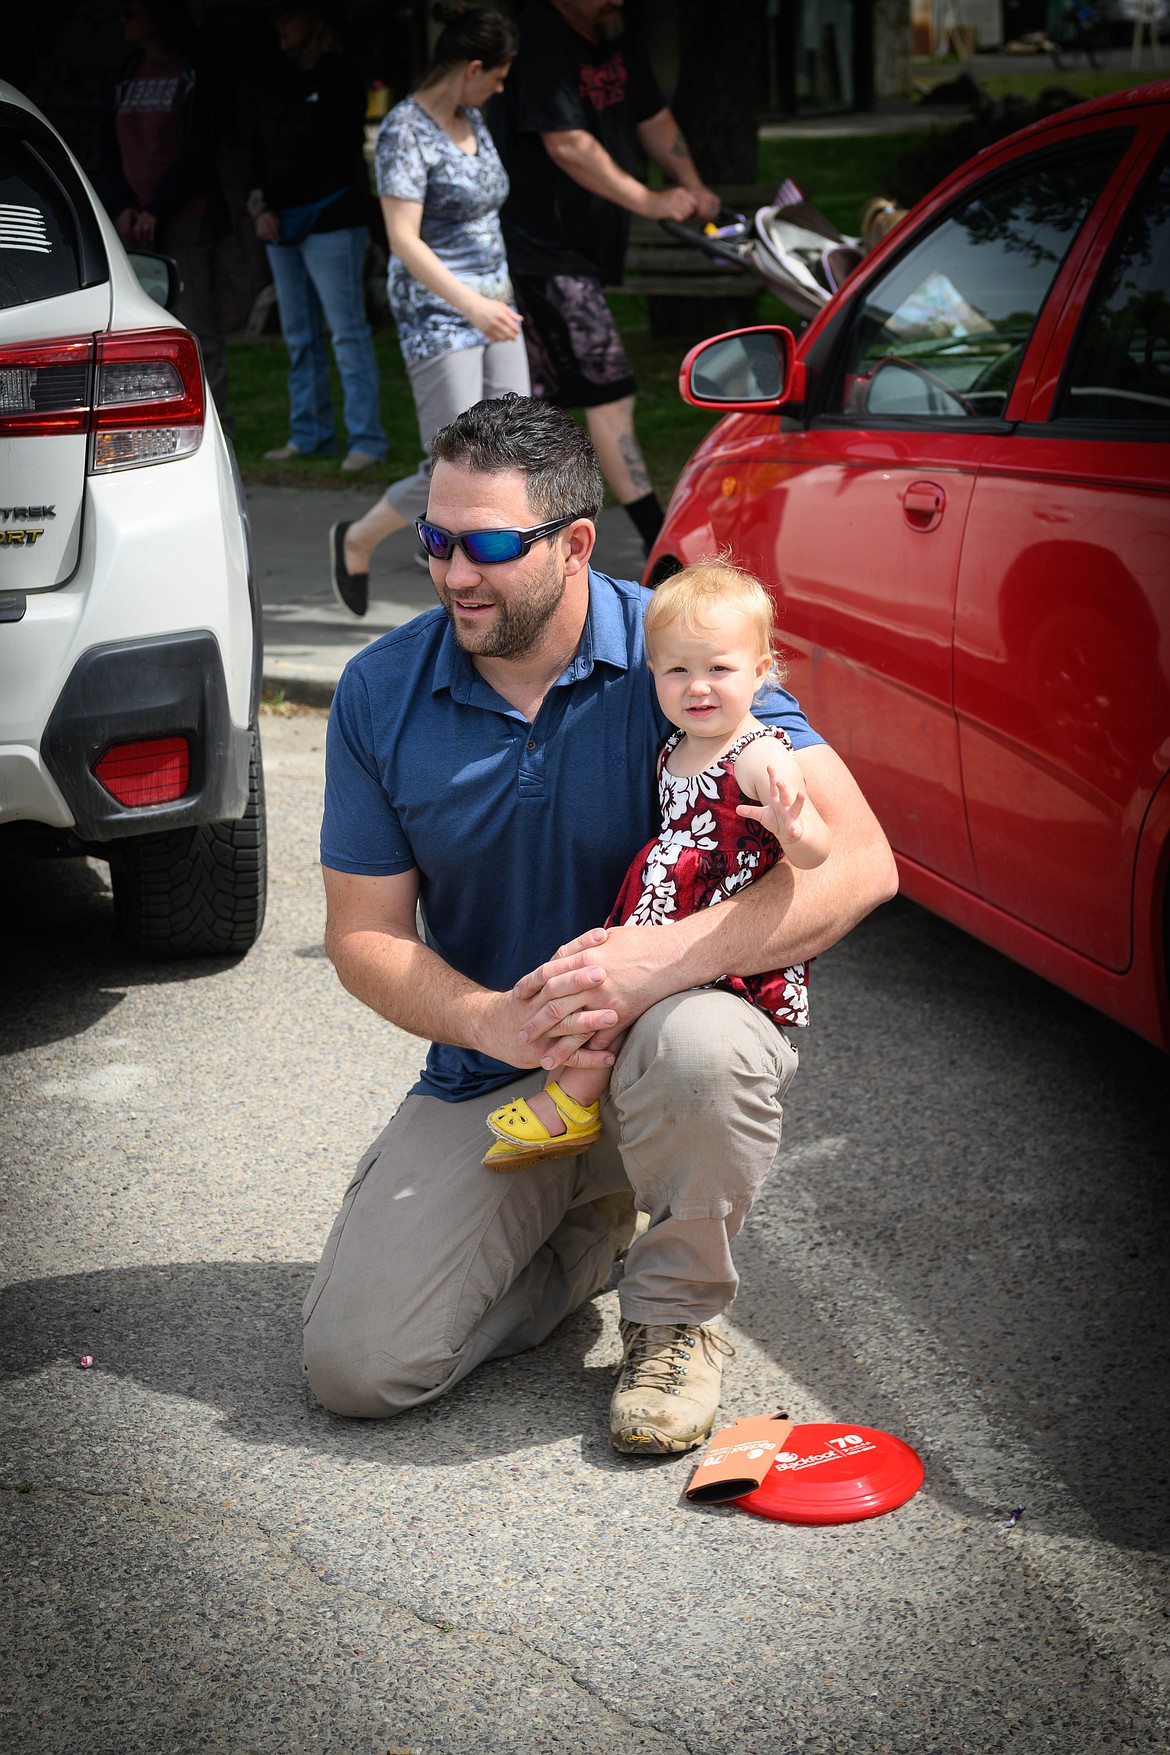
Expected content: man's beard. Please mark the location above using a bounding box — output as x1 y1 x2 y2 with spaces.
597 9 624 45
438 551 567 660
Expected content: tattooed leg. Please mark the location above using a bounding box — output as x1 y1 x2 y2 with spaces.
586 396 653 503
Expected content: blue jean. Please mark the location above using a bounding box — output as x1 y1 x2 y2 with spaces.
265 227 386 457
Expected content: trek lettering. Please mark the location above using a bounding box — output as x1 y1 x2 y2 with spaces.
0 506 55 521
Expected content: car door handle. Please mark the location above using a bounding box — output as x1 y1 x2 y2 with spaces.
903 481 946 531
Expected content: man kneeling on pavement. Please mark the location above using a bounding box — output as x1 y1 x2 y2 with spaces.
305 394 897 1453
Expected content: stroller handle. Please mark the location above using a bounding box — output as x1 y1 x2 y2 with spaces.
657 216 757 270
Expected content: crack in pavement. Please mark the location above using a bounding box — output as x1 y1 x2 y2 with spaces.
4 1482 697 1754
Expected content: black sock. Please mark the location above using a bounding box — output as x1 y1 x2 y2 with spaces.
622 491 664 555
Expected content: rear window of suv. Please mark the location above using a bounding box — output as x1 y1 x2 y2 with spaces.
0 113 106 310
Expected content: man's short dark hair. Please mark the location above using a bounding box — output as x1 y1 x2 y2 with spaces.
429 395 605 523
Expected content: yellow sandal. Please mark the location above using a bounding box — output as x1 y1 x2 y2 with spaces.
482 1080 602 1171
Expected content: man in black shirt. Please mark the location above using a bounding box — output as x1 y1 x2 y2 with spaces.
490 0 718 556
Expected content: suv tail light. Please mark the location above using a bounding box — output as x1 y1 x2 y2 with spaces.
0 328 204 470
0 338 91 435
92 330 204 471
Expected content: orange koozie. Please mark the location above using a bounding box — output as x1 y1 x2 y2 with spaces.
684 1414 796 1504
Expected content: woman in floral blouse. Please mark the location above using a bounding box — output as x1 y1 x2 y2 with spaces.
330 4 528 617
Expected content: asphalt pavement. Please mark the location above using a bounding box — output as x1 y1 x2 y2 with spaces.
4 708 1168 1753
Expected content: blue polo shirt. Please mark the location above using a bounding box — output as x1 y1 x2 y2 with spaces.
321 568 822 1101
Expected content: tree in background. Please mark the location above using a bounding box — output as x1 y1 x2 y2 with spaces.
671 0 767 182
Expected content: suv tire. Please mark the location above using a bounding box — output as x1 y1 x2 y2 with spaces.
110 725 267 959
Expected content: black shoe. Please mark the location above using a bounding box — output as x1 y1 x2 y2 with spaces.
330 521 368 618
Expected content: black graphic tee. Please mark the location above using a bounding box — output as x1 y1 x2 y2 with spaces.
489 2 665 283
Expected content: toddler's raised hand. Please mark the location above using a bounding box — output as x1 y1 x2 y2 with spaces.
737 760 807 847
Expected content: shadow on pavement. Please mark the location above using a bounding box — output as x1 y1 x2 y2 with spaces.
5 859 1167 1555
2 1200 1166 1551
0 839 244 1056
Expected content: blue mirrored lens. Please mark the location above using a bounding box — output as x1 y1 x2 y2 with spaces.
461 529 524 564
417 522 450 558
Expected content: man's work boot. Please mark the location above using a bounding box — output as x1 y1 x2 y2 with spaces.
610 1319 735 1455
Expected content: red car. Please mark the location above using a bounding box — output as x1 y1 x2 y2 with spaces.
649 83 1170 1052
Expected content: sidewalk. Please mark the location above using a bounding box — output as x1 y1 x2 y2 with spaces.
252 484 645 708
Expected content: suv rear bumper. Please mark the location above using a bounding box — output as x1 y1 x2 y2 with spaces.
38 631 250 841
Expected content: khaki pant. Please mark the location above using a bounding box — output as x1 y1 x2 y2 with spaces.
303 989 799 1417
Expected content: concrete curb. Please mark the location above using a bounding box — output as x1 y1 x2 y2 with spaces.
262 669 338 710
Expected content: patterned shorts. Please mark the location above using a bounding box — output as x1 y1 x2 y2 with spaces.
512 273 637 409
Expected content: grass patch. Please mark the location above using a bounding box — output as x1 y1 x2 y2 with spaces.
228 319 719 507
228 328 418 493
757 131 928 234
916 61 1168 103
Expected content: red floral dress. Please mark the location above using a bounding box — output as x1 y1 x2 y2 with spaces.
607 727 810 1029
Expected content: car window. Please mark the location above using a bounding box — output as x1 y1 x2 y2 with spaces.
829 137 1127 423
0 131 87 310
1054 144 1170 426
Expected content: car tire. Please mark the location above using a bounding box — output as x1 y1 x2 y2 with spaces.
110 726 267 959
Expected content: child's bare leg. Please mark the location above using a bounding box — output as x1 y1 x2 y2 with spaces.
483 1043 626 1167
526 1065 612 1137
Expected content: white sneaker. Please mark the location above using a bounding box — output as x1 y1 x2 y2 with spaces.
262 441 308 462
340 450 380 474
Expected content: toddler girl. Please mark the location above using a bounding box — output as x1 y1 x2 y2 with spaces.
482 559 831 1168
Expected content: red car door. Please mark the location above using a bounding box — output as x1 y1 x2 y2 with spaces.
955 129 1170 973
736 129 1131 891
734 428 979 886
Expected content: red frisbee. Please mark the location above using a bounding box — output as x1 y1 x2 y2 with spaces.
733 1422 924 1525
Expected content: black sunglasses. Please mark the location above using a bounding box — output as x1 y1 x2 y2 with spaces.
415 515 578 565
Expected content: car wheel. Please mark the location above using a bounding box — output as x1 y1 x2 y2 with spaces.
110 725 267 959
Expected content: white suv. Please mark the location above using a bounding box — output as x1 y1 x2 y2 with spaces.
0 82 266 958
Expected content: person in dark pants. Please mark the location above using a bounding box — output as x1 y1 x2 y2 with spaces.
489 0 719 556
101 0 230 419
248 0 387 473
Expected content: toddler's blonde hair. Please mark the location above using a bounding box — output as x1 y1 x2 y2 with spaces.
644 558 785 687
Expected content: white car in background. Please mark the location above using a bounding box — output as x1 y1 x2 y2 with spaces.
0 80 266 958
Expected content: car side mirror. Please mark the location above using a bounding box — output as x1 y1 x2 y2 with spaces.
678 325 802 412
126 249 182 311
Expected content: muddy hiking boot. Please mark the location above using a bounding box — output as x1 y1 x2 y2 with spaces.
610 1320 735 1455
